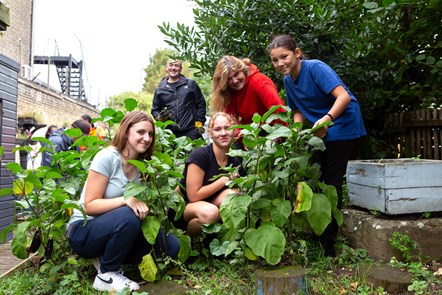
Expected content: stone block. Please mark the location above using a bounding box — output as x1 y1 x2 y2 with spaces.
360 264 412 294
340 208 442 262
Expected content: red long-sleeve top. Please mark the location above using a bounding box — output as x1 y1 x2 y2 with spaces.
225 64 286 124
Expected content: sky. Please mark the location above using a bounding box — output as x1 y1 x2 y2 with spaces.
32 0 195 109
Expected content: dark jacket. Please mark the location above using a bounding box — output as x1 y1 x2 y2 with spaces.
151 74 206 134
41 129 73 167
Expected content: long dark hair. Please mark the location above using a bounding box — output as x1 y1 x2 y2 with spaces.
111 111 155 160
45 125 58 138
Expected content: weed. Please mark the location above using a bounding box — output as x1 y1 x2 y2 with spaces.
389 231 419 263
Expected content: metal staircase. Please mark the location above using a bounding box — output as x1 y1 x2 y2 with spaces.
33 55 86 101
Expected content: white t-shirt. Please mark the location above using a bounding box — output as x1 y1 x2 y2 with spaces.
67 147 140 227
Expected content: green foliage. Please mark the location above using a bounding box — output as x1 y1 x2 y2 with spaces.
159 0 442 158
175 258 256 295
204 107 341 265
124 122 206 267
143 48 177 93
139 253 158 282
389 256 441 295
389 231 419 263
0 103 138 264
107 91 154 113
0 100 388 295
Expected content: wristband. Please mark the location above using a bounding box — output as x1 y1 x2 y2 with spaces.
326 113 334 121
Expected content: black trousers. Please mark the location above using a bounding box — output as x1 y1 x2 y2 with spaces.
310 139 358 243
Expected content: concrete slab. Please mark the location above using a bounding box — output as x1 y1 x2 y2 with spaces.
340 208 442 262
139 280 186 294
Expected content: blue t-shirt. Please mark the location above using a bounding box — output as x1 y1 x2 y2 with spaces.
283 59 366 141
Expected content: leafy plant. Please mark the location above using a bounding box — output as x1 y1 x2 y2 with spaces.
202 107 342 265
389 231 419 263
124 119 206 280
159 0 442 159
0 100 134 262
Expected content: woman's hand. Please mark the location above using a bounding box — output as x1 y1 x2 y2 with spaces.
229 172 240 181
126 197 150 220
312 116 331 138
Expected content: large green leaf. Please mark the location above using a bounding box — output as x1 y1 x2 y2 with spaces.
13 179 33 196
127 159 148 174
318 182 338 209
244 222 285 265
141 216 160 245
306 194 332 236
177 235 191 263
12 222 30 259
139 253 158 282
6 162 22 174
124 98 138 111
265 125 292 140
219 194 251 229
209 239 231 256
294 182 313 213
124 182 147 200
270 199 291 227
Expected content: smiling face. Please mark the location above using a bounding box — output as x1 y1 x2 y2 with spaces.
166 61 182 82
228 70 246 91
270 47 303 78
209 113 235 149
125 120 154 157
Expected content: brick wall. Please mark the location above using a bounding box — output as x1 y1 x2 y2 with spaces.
18 79 99 128
0 0 32 66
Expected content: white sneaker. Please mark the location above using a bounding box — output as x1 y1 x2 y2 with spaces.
91 258 123 274
92 271 140 292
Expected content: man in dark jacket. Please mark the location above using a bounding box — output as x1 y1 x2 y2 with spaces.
151 59 206 140
41 119 91 167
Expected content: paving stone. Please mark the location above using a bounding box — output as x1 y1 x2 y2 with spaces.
139 280 186 294
359 263 412 294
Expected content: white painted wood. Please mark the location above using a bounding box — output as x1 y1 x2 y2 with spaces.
347 159 442 214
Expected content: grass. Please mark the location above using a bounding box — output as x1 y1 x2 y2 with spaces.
0 237 441 295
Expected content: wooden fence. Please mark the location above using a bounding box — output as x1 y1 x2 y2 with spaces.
383 109 442 160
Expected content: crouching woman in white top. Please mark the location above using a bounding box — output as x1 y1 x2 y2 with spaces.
66 111 180 292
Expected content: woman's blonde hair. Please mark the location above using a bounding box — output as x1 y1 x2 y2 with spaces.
211 56 251 113
111 111 155 160
208 112 237 133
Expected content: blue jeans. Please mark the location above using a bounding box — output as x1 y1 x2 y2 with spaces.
67 206 180 273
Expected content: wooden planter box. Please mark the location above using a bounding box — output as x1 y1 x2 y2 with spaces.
347 159 442 215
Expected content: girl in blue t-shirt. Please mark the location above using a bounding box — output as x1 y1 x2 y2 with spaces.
268 34 366 257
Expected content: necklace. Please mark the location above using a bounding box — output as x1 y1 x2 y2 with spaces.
122 160 136 178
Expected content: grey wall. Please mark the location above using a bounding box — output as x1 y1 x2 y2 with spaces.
0 54 19 242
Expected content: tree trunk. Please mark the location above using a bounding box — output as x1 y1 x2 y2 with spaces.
255 265 310 295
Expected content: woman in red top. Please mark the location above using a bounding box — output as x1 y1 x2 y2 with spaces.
211 56 286 124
